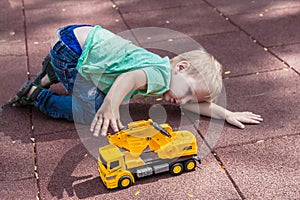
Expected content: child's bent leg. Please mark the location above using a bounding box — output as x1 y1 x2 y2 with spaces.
33 54 60 89
34 82 105 124
34 89 73 121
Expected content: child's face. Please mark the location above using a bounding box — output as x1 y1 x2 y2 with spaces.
163 61 209 105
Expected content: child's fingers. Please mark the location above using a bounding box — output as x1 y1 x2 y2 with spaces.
110 120 119 133
90 114 99 132
246 119 261 124
236 121 245 129
245 114 263 123
240 116 262 124
229 118 245 129
117 120 124 130
93 117 103 137
245 112 263 120
100 119 110 136
90 120 95 132
251 116 263 122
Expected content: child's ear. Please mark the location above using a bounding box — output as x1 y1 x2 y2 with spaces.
175 61 191 73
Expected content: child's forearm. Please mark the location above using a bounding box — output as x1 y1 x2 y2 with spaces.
90 70 147 136
105 70 147 107
182 102 230 120
182 102 263 129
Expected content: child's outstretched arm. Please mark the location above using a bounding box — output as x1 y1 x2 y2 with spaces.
90 70 147 136
182 102 263 129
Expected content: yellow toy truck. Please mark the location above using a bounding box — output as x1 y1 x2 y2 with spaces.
98 119 200 189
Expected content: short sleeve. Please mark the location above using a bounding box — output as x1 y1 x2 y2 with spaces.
141 64 170 96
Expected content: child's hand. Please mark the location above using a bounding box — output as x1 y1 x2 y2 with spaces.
90 99 124 136
225 111 263 129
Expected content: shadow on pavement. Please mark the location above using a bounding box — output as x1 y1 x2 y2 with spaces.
46 143 92 199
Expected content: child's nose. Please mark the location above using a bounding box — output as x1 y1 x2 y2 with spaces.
180 96 196 105
180 97 191 105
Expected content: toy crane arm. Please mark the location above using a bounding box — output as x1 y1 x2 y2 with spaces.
151 122 171 138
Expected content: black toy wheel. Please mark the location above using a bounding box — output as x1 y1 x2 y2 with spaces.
170 163 184 175
118 176 133 189
184 159 196 172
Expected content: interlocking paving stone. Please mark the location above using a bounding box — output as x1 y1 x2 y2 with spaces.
0 56 28 106
0 179 37 200
35 131 85 199
0 0 25 56
122 5 238 37
32 101 76 136
229 6 300 47
0 93 33 180
271 43 300 73
114 0 202 14
0 43 25 58
215 134 300 199
0 106 36 199
195 31 286 76
205 0 300 15
25 0 126 42
25 0 107 9
0 28 25 56
0 1 23 27
0 130 34 180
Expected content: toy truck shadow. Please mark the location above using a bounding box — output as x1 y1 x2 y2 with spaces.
97 119 201 189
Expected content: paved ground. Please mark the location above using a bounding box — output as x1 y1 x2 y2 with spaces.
1 0 299 199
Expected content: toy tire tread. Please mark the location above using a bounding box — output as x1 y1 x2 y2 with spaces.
118 176 132 189
170 163 184 175
184 159 196 172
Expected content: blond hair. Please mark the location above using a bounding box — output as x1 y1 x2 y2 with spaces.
170 50 223 101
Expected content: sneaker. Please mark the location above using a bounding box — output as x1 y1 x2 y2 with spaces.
33 54 59 88
8 80 42 107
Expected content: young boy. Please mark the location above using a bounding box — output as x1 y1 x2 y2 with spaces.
10 24 263 136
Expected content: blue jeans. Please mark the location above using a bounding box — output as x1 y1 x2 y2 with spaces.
34 24 106 124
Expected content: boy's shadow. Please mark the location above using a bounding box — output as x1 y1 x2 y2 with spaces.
46 143 93 199
73 170 173 199
46 123 110 199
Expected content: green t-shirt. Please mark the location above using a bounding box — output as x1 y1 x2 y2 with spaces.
76 25 170 99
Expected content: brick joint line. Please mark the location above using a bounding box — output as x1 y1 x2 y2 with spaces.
183 112 246 199
22 0 41 199
201 0 300 76
194 124 246 200
110 0 145 48
215 132 300 150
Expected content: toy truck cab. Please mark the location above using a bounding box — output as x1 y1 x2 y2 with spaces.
98 119 201 189
98 144 135 189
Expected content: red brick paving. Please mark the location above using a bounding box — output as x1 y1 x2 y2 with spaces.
216 134 300 199
1 0 299 199
194 31 286 77
271 43 300 72
122 4 238 37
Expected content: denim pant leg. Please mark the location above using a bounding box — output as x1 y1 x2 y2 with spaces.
34 75 105 123
72 74 106 124
33 38 79 121
34 90 73 121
